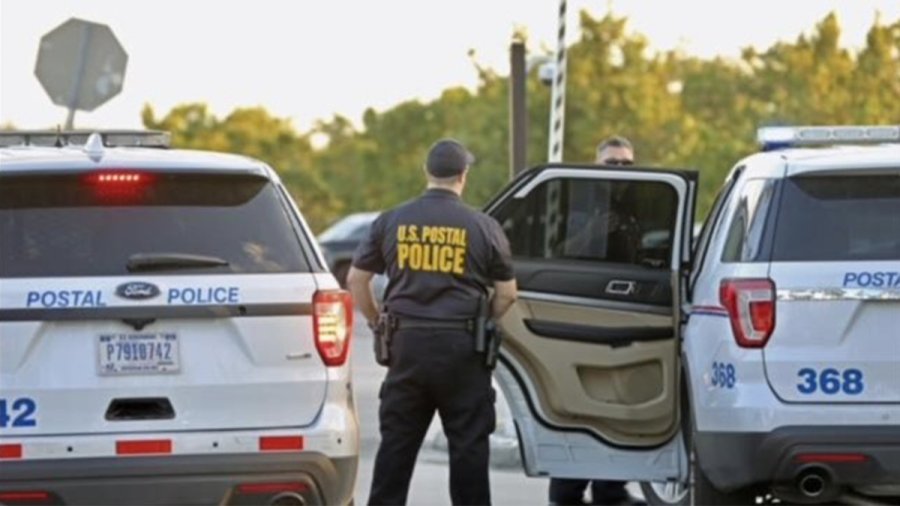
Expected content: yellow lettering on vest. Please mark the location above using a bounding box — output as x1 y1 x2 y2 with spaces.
398 225 406 242
408 244 423 270
408 225 419 242
422 243 435 271
431 244 442 271
397 243 409 269
439 246 454 272
452 247 466 275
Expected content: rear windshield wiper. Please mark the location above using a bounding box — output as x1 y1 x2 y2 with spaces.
126 253 230 272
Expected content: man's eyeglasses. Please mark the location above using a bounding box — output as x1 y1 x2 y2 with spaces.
603 158 634 166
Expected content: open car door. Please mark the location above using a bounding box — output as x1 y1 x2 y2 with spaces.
486 164 697 482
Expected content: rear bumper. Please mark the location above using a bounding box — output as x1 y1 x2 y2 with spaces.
695 426 900 495
0 452 356 505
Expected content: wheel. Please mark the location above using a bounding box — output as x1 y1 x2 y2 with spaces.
641 480 689 505
690 454 757 506
640 380 757 506
639 439 757 506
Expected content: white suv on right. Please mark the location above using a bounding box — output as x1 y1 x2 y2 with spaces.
666 126 900 504
479 125 899 506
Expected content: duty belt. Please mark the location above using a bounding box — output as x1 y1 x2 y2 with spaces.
393 316 474 332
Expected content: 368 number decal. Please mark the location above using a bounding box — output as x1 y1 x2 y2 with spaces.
797 368 864 396
0 398 38 428
711 362 737 389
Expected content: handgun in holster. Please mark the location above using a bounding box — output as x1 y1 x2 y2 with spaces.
474 295 503 370
373 312 395 367
484 321 503 370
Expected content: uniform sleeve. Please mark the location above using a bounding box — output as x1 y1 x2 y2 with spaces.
352 214 387 274
486 218 515 282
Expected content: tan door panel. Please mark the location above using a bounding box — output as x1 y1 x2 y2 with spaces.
500 297 680 446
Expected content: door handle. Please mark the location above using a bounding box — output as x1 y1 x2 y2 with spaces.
606 280 636 296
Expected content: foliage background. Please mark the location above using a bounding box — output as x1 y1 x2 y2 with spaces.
142 11 900 232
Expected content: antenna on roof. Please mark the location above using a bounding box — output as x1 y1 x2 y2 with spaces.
54 125 64 148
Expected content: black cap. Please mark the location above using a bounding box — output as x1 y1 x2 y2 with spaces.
425 139 475 178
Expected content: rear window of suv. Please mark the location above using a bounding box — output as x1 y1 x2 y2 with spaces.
772 174 900 261
0 172 311 277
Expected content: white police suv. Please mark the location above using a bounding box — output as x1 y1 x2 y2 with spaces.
0 131 357 506
483 125 899 504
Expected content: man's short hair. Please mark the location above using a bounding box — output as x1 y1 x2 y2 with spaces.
597 136 633 155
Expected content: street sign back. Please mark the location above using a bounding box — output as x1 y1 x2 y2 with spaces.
34 18 128 113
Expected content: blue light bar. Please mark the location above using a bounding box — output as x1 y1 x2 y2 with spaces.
758 125 900 150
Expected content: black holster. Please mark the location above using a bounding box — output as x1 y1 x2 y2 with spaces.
373 312 395 367
474 295 502 370
484 320 503 370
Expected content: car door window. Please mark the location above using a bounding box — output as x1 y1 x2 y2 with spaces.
495 178 679 269
721 179 777 263
689 172 740 290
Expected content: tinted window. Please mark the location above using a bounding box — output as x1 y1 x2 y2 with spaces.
772 175 900 261
690 173 738 287
721 179 777 263
0 173 310 277
494 178 678 268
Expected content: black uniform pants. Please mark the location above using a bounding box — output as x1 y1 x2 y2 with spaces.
367 328 496 506
549 478 629 505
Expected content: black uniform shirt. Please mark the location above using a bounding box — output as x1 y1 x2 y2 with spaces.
352 189 515 320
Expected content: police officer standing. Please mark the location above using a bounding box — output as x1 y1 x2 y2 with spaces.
347 139 519 506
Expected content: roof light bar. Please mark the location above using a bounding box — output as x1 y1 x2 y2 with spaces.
758 125 900 149
0 130 171 149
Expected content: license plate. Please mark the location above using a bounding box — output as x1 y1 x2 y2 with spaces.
97 333 180 375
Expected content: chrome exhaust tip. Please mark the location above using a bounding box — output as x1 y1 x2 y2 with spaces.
269 492 306 506
797 468 830 498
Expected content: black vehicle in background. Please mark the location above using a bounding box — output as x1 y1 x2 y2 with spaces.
317 212 380 286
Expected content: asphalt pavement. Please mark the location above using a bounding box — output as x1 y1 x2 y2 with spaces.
350 314 552 505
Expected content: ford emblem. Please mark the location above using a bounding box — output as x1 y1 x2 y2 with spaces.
116 281 160 301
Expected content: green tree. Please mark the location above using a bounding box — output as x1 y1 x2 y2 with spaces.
142 104 341 230
143 10 899 230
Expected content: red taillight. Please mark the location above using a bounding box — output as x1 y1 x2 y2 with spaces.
259 436 304 452
313 290 353 367
116 439 172 455
237 483 308 495
87 171 150 201
95 173 143 183
796 453 868 463
0 491 51 504
720 279 776 348
0 443 23 459
88 171 149 185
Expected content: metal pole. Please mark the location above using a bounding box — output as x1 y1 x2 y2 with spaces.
510 42 528 178
66 22 94 130
64 108 76 131
547 0 568 163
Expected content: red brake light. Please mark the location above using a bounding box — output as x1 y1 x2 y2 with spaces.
87 171 151 202
89 171 148 184
0 491 51 504
796 453 868 463
259 436 305 452
0 443 23 459
720 279 776 348
313 290 353 367
237 483 308 495
116 439 172 455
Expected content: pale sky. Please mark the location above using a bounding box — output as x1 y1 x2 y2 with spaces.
1 0 897 132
